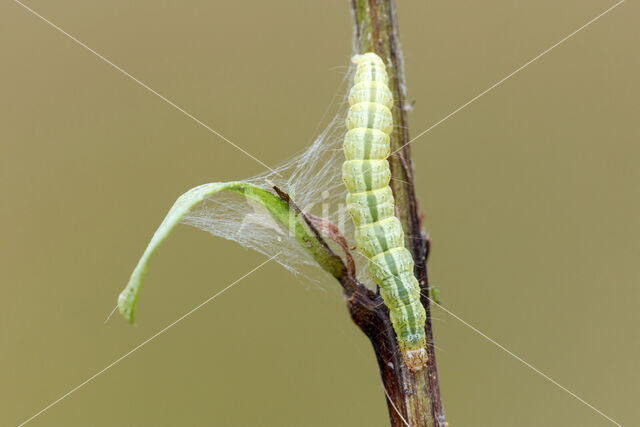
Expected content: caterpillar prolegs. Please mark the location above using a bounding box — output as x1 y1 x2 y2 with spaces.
342 53 428 371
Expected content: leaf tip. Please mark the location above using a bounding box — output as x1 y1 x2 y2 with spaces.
117 286 137 325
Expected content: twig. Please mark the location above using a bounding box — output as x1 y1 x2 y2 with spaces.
348 1 446 425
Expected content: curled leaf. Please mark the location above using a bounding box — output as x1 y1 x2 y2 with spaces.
118 181 345 324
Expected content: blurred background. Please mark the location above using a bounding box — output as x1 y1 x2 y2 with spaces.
1 1 638 425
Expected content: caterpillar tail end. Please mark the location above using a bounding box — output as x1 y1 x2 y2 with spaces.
402 347 428 372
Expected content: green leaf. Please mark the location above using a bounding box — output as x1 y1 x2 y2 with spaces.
118 181 345 324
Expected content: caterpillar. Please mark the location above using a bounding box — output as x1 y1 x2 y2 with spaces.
342 52 428 371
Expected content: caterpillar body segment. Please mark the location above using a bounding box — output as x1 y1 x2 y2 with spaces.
342 53 428 371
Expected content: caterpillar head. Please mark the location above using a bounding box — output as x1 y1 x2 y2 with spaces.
351 52 385 66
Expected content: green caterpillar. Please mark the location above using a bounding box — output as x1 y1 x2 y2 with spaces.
342 52 427 371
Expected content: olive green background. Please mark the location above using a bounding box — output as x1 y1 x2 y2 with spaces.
1 1 638 426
